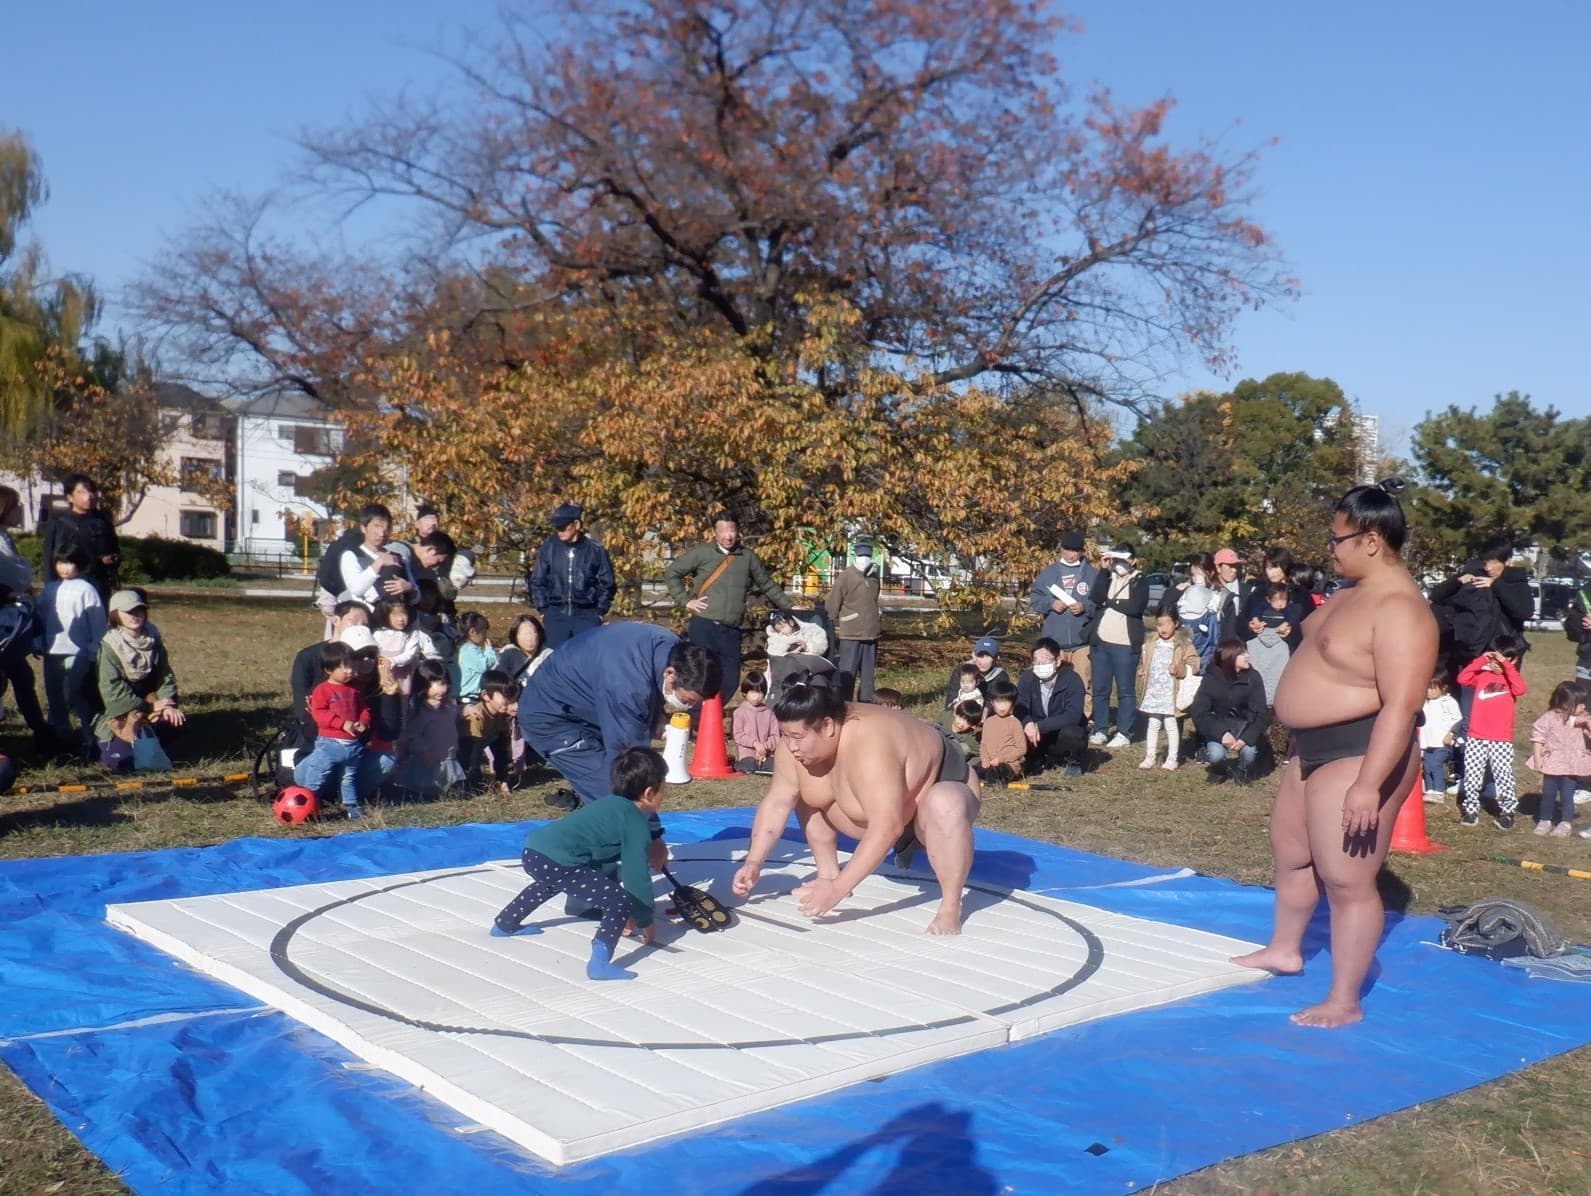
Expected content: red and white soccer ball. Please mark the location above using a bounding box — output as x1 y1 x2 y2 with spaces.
272 786 319 825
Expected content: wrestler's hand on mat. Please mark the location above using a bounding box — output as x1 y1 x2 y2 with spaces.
731 860 761 897
1341 781 1381 836
795 876 846 919
647 839 669 872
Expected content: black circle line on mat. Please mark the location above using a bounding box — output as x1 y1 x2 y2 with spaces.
267 863 1105 1049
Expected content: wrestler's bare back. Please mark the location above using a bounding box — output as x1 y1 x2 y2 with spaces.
1273 572 1429 730
784 703 945 836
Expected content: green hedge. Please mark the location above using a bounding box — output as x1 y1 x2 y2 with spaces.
11 534 232 584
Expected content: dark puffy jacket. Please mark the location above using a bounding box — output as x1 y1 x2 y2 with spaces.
1190 667 1269 745
529 534 616 616
1565 589 1591 676
1429 566 1533 659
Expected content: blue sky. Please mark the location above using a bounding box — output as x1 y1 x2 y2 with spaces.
3 1 1586 453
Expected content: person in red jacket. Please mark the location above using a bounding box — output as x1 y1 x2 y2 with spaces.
297 641 372 818
1455 633 1528 829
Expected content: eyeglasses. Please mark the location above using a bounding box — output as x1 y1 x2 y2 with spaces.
1325 530 1369 550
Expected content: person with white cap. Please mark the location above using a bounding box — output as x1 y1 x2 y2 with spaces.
825 539 882 702
1087 539 1149 748
94 590 184 771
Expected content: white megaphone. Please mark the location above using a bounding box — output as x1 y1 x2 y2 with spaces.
662 712 693 785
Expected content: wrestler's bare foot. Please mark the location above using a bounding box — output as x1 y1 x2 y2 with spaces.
925 904 963 936
1231 946 1304 975
1290 999 1363 1028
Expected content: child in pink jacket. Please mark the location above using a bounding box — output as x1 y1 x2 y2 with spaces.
1528 681 1591 837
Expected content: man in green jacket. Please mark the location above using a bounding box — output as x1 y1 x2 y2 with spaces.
664 512 792 701
826 540 883 702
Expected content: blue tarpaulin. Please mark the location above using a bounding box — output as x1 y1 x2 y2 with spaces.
1 808 1587 1195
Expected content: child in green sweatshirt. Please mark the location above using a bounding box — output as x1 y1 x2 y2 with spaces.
491 746 665 980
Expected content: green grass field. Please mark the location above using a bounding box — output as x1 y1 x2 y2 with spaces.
2 595 1590 1194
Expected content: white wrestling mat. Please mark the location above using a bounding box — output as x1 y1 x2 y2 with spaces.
106 837 1265 1166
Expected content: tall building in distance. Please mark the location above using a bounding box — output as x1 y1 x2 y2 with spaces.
1351 410 1380 484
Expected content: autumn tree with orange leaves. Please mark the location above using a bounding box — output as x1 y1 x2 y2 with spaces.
134 0 1292 599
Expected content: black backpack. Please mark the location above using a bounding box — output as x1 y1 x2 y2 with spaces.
315 528 366 597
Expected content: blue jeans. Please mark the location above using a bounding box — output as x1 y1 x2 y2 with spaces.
295 737 366 806
1204 740 1258 771
1422 746 1453 796
1091 641 1138 738
1540 775 1578 825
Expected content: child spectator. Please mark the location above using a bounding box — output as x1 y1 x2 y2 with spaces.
949 698 984 759
41 546 106 759
298 641 370 817
95 591 185 772
371 598 439 696
453 611 497 702
460 669 516 795
733 672 778 774
765 610 832 691
1244 583 1298 706
1138 609 1199 771
1455 633 1528 828
873 687 903 710
393 659 463 796
491 746 667 981
976 678 1026 783
1420 672 1462 799
1527 681 1591 837
943 663 985 729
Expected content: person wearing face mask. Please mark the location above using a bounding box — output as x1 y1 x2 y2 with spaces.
1088 541 1150 749
1029 530 1099 720
826 540 883 701
517 622 720 860
1016 637 1088 776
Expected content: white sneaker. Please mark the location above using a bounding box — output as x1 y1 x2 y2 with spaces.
1161 761 1178 772
1089 731 1108 746
1106 733 1131 749
1580 826 1591 839
1534 820 1553 836
1552 822 1574 838
1446 784 1460 795
1138 759 1155 770
1424 789 1446 804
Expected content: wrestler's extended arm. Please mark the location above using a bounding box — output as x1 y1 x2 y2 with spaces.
732 744 802 895
1345 593 1437 833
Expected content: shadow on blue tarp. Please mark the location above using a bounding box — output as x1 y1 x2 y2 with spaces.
2 808 1589 1196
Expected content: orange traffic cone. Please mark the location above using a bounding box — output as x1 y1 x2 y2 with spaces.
1390 772 1446 855
688 693 737 779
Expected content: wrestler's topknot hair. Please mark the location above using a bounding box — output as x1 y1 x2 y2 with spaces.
771 669 848 726
1334 477 1408 553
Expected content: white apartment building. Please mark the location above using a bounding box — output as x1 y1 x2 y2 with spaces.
230 391 344 556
